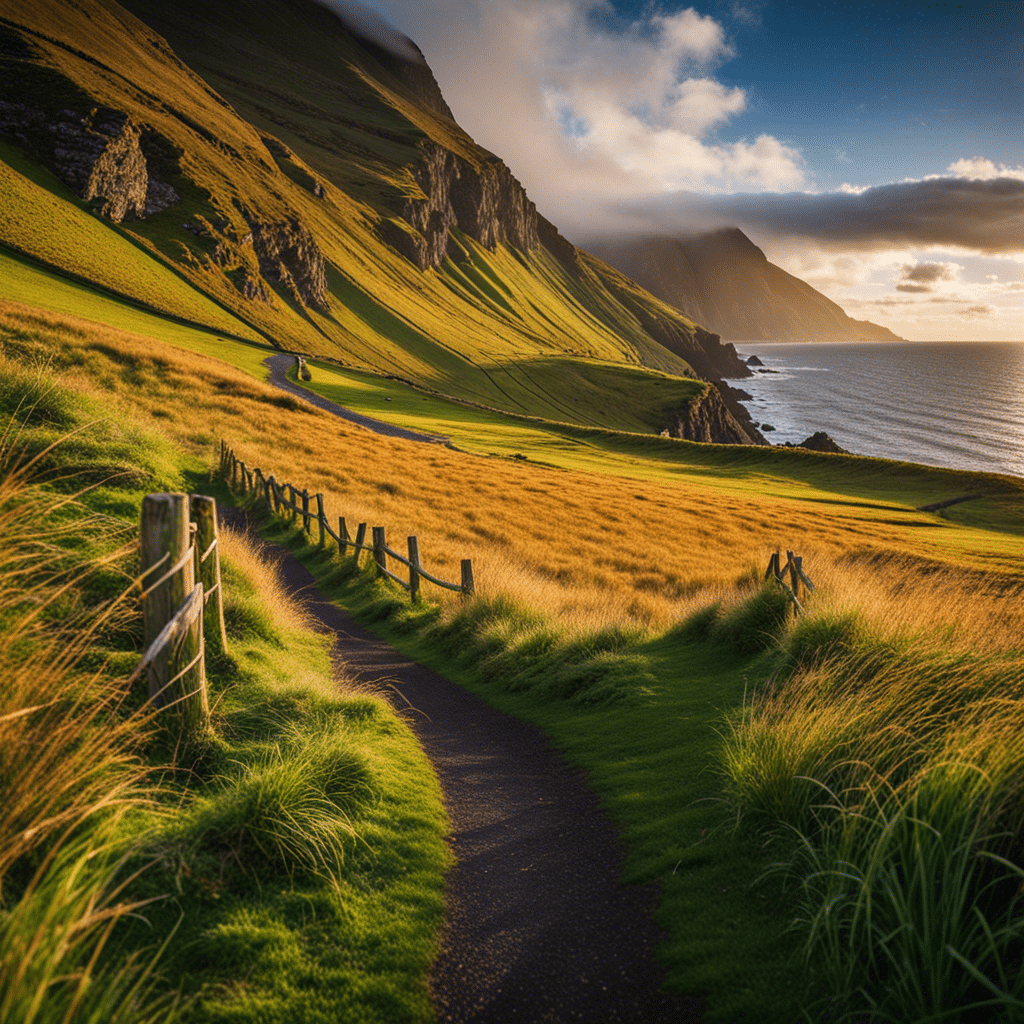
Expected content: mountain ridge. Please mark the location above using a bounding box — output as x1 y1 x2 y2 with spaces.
0 0 764 441
586 228 902 343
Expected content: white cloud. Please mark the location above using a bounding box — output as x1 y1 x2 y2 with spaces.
360 0 806 231
945 157 1024 182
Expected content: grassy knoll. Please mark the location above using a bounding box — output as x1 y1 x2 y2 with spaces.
0 353 448 1022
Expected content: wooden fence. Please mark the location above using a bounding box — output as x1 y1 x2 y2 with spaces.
220 442 474 601
128 492 228 740
765 549 815 613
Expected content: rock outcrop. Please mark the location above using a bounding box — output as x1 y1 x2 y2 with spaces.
0 100 179 222
785 431 850 454
384 142 539 269
667 384 768 446
243 215 330 311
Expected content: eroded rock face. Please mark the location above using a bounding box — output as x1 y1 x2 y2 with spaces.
0 101 179 222
384 142 540 269
667 384 768 446
245 216 330 311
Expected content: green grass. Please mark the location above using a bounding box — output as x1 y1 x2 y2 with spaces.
250 504 812 1023
0 253 277 377
0 360 450 1023
0 142 263 342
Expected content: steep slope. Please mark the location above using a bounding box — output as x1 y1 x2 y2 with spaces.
0 0 756 440
587 229 901 343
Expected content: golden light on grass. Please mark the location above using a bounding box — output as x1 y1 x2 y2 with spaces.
4 297 1021 644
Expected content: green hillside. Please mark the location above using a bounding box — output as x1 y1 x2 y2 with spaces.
0 0 743 425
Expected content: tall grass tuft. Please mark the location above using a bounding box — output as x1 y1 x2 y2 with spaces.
794 765 1024 1022
176 732 371 877
0 396 172 1021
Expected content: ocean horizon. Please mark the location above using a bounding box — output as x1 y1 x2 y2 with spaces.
733 340 1024 480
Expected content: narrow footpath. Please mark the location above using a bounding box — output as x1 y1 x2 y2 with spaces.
231 517 703 1023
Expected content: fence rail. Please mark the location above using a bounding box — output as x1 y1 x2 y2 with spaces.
765 548 814 613
220 442 474 601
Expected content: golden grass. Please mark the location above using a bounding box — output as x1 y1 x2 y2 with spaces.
3 298 1021 645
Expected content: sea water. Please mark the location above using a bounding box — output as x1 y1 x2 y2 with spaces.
733 341 1024 480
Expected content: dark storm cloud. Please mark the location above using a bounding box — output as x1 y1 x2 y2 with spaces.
621 177 1024 255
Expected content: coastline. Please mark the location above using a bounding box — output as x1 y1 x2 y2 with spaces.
730 340 1024 479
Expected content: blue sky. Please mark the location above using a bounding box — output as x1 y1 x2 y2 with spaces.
343 0 1024 338
679 1 1023 190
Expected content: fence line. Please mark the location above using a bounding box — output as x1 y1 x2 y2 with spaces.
220 442 474 601
764 548 815 614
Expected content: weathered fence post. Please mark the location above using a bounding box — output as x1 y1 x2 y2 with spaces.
302 490 310 534
338 516 350 556
231 456 238 489
354 522 367 565
316 494 325 547
239 462 248 494
140 493 209 736
786 549 800 602
461 559 475 597
408 536 421 603
268 476 279 513
191 494 228 653
288 485 298 525
372 526 387 577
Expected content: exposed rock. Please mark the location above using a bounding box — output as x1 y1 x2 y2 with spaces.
384 141 539 269
761 423 776 431
0 94 179 221
243 214 330 311
237 271 272 303
667 384 768 446
785 431 849 454
746 354 764 366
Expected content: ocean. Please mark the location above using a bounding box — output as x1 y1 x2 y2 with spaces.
733 341 1024 480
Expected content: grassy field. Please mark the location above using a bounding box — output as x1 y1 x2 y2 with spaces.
0 349 448 1022
4 300 1023 1021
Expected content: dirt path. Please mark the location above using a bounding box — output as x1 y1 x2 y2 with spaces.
227 513 701 1023
263 354 452 446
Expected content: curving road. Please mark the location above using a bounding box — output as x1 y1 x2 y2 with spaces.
263 354 452 446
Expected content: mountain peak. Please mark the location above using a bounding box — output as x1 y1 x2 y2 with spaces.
586 231 900 343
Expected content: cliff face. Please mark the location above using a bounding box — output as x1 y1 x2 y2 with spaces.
244 215 330 312
669 384 767 446
383 142 540 269
587 229 902 343
0 97 180 223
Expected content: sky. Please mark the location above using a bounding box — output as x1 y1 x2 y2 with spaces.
335 1 1023 340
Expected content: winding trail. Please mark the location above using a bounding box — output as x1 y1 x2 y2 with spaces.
263 354 451 445
226 512 702 1023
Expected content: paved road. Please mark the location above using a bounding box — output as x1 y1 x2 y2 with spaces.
263 354 452 446
226 510 703 1023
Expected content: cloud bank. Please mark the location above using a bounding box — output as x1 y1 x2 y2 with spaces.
620 173 1024 256
361 0 805 234
316 0 423 62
